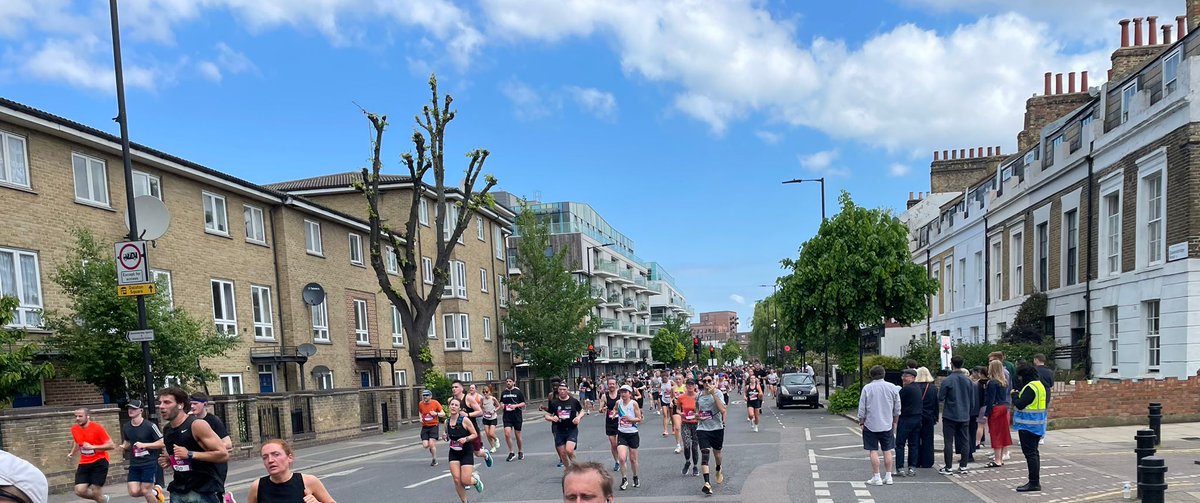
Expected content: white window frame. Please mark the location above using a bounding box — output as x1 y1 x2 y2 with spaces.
494 227 505 260
385 246 399 274
0 247 43 327
219 374 243 395
428 315 437 339
1145 300 1160 371
151 269 173 308
443 313 458 350
483 316 492 342
316 370 334 390
304 219 323 256
1010 230 1024 297
497 273 508 307
477 216 485 241
1163 49 1181 95
1100 173 1123 278
974 251 983 306
931 267 940 316
394 370 408 386
312 301 329 342
485 370 494 381
202 192 229 236
1106 306 1119 372
480 268 489 293
0 130 29 189
353 299 369 345
442 203 461 243
211 279 237 336
990 238 1002 302
1063 209 1079 286
1137 150 1167 269
243 205 266 245
348 233 364 266
132 170 161 200
1120 81 1138 124
945 261 954 312
455 261 467 298
418 198 429 226
71 152 109 207
1035 222 1049 292
250 285 274 340
458 313 470 350
422 256 433 284
391 306 404 347
958 257 966 310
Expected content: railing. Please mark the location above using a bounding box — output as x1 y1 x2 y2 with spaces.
600 318 619 330
618 269 633 282
638 303 648 312
620 322 635 333
636 325 649 335
650 314 665 323
609 347 622 358
640 349 650 359
634 276 648 289
625 348 638 359
623 298 636 308
592 287 606 298
258 403 282 442
291 395 313 439
595 261 620 276
596 346 608 358
607 294 621 304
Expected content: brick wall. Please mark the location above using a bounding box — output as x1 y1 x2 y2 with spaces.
1048 375 1200 428
41 378 105 406
1019 92 1091 151
0 406 124 493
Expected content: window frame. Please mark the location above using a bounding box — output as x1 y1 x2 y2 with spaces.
250 285 274 340
391 305 404 347
428 315 437 339
1163 49 1181 95
477 216 485 241
1010 230 1024 297
1137 152 1167 269
480 267 489 293
395 369 408 386
211 279 237 336
71 152 110 207
443 313 458 350
458 313 471 350
353 299 370 345
311 301 330 342
494 227 505 260
219 374 243 395
316 369 334 390
990 238 1003 302
1035 222 1048 292
304 219 323 256
418 198 430 226
497 273 508 307
151 269 173 309
945 261 954 312
422 256 433 284
348 233 364 266
1106 306 1119 372
0 130 30 189
0 247 43 328
131 170 161 200
483 316 492 342
243 205 266 245
1145 300 1160 371
1064 209 1078 286
202 192 230 236
1100 174 1123 277
974 251 983 306
1120 81 1138 124
385 246 399 274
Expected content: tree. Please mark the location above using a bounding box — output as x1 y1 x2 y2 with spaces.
748 295 784 363
720 342 743 366
650 328 681 367
354 74 499 383
0 296 54 409
504 204 599 379
42 229 239 400
1002 292 1048 344
656 315 693 365
778 191 938 384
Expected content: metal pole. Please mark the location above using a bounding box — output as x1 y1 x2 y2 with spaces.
109 0 155 415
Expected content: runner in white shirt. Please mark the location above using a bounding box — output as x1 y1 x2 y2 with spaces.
614 386 642 491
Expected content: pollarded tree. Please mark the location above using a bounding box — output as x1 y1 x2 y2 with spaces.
778 191 938 383
355 74 498 383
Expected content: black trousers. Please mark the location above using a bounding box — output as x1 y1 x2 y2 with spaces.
917 417 936 468
1018 429 1041 485
895 417 921 468
942 419 971 469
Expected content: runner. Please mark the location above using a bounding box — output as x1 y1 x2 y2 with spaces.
479 386 501 453
766 370 779 398
614 385 642 491
746 375 763 432
444 397 484 503
453 381 493 468
157 387 230 503
599 378 621 472
120 400 166 503
676 379 701 477
649 371 663 416
671 375 687 453
68 407 115 503
545 382 585 470
247 440 336 503
658 375 673 437
499 378 526 462
189 393 234 503
418 390 445 466
697 376 728 495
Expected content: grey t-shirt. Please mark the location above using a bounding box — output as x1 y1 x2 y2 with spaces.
696 392 725 431
121 419 163 467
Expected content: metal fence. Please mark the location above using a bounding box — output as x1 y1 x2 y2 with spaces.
257 404 281 441
291 395 313 439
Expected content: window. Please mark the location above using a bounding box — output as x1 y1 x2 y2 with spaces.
1164 50 1181 95
304 220 323 255
0 248 42 327
1121 82 1137 124
958 257 966 310
494 227 505 259
418 198 429 226
311 301 329 342
1102 187 1122 276
391 306 404 347
483 316 492 342
442 203 461 243
132 170 161 199
945 262 954 312
211 280 236 336
394 370 408 386
428 315 437 339
443 313 471 350
480 268 489 293
1142 171 1165 266
991 240 1002 301
974 251 983 306
1011 231 1024 296
931 268 940 315
486 370 494 381
446 372 473 382
353 299 369 345
219 374 243 395
1106 306 1119 371
250 285 274 340
151 269 173 308
497 274 508 307
164 375 183 388
442 260 467 298
477 216 485 240
203 192 229 235
385 246 398 274
970 326 979 343
1036 222 1048 292
314 368 333 390
348 233 364 266
72 153 109 206
243 205 266 244
1145 300 1160 371
0 130 29 188
422 256 433 284
1064 210 1078 285
459 313 471 350
443 314 457 350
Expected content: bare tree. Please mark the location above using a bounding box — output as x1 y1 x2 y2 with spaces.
355 74 498 383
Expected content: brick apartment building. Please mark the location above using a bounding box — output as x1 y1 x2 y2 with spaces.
887 6 1200 380
0 97 515 406
690 311 740 348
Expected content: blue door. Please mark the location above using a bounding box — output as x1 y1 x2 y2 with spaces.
259 373 274 393
360 371 371 388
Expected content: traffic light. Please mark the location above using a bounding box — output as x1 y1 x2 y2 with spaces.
709 346 715 357
587 344 596 360
693 338 700 352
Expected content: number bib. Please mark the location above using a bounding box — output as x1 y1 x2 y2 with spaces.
449 440 463 451
133 446 149 458
505 404 516 411
698 410 713 421
684 410 696 421
557 409 572 420
170 457 192 472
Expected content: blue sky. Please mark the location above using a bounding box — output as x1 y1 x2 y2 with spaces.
0 0 1182 328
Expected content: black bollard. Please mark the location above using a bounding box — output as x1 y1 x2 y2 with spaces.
1135 429 1157 492
1137 456 1168 503
1148 402 1163 446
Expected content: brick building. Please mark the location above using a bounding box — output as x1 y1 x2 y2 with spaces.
690 311 740 348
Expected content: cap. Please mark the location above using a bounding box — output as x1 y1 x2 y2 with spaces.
125 400 143 410
0 450 48 503
619 385 633 393
421 390 432 396
902 369 918 377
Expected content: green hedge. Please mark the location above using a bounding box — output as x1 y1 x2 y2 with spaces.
904 338 1057 373
828 382 862 415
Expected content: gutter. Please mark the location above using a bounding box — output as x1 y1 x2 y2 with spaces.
983 215 989 343
268 205 288 390
1084 143 1095 379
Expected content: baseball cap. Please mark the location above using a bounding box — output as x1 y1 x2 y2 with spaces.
125 400 143 410
618 385 633 393
902 369 918 377
0 450 48 503
421 390 432 397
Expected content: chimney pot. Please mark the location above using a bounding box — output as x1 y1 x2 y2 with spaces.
1178 15 1187 37
987 147 994 156
1081 71 1089 91
1164 25 1173 45
1149 16 1159 45
1055 73 1063 94
1044 72 1052 95
969 148 975 158
996 145 1001 155
909 191 914 200
1120 19 1131 47
960 148 966 159
978 146 984 158
1068 71 1076 93
1134 17 1144 46
933 151 939 161
943 150 949 160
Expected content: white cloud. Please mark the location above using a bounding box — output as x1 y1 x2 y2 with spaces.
565 86 617 121
729 294 746 305
755 130 783 145
499 79 560 120
197 43 258 82
897 0 1180 46
197 61 222 82
888 163 912 177
16 37 165 92
798 149 849 177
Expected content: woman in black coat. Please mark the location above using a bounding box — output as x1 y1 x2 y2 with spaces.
914 367 940 468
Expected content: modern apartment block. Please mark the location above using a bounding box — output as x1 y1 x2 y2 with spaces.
889 7 1200 380
0 97 514 406
648 261 693 329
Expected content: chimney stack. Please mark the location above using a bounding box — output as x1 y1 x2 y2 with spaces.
1081 71 1089 91
1055 73 1063 94
943 150 949 160
1043 72 1052 95
1120 19 1131 47
933 151 939 161
1149 16 1158 45
969 148 976 158
1164 25 1173 45
1190 0 1200 33
960 149 966 159
1179 15 1188 38
987 147 994 156
1068 71 1076 93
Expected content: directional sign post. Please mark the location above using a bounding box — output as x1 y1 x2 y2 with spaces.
126 329 155 343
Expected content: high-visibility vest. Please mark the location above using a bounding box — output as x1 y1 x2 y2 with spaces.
1013 381 1047 436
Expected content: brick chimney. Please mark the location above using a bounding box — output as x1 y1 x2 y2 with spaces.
929 146 1006 193
1190 0 1200 32
1109 17 1173 83
1017 71 1092 151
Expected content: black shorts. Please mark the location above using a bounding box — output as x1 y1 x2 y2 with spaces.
75 459 109 487
651 392 661 402
483 417 498 426
616 431 640 449
127 464 156 484
748 400 762 409
554 427 579 447
698 429 725 451
863 429 895 451
420 425 439 441
605 421 619 437
448 446 474 465
503 413 523 430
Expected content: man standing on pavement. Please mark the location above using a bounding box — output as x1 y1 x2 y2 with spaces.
418 390 445 466
1012 363 1047 492
857 365 900 486
157 387 229 503
500 378 526 462
189 394 233 502
68 407 115 503
894 369 921 477
545 382 585 470
1032 354 1054 443
938 356 976 474
121 400 166 503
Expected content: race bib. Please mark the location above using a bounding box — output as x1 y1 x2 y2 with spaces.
698 411 713 421
684 410 696 421
618 416 631 426
483 412 496 420
449 440 463 451
608 409 618 420
557 409 572 420
749 392 758 400
133 446 149 458
170 457 192 473
505 404 515 411
423 414 434 422
80 448 95 456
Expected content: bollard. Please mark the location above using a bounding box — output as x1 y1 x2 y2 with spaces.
1137 456 1168 503
1148 402 1162 446
1135 429 1157 492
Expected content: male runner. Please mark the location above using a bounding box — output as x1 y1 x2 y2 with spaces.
121 400 166 503
452 381 493 467
500 378 526 462
599 378 621 472
545 382 585 470
418 390 445 466
157 387 229 502
189 393 233 503
649 372 663 416
697 377 728 495
68 407 115 503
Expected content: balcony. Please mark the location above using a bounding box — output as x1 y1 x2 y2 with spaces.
599 318 620 333
595 345 608 360
355 349 399 363
604 294 623 308
625 348 638 359
640 349 650 360
250 346 309 364
594 261 619 278
632 275 650 291
609 347 623 359
650 313 665 323
635 303 649 315
618 298 637 312
620 321 635 334
613 268 634 285
636 325 651 336
507 255 521 276
591 286 606 300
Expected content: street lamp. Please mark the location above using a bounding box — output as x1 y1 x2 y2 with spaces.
782 177 829 400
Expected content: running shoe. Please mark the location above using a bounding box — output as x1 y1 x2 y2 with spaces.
937 467 955 475
906 468 916 477
692 466 699 477
103 497 111 503
613 462 620 472
716 470 724 484
491 445 498 453
683 462 691 475
430 458 437 466
473 473 484 493
632 476 640 488
484 450 493 467
506 452 516 462
883 475 894 485
702 482 713 495
557 461 564 467
866 477 883 486
518 452 524 460
620 477 629 490
674 444 682 454
153 486 166 503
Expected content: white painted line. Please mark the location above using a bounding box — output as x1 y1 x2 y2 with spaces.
805 427 812 441
817 433 852 438
822 445 862 451
814 481 828 488
850 481 866 488
854 489 870 496
815 489 830 496
811 464 819 472
813 472 820 479
323 468 362 478
818 499 834 503
403 471 452 489
858 499 875 503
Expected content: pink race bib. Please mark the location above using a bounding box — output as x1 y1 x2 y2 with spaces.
557 410 572 420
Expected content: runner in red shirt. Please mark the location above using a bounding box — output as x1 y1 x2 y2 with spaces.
68 407 115 503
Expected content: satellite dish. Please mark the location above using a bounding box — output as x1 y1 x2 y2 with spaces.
297 343 317 357
124 196 171 241
302 283 325 306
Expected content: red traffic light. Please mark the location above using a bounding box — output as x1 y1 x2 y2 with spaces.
588 344 594 351
784 345 791 352
693 338 699 345
709 347 715 355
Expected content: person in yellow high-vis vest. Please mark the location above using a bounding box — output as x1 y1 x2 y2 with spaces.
1012 364 1047 493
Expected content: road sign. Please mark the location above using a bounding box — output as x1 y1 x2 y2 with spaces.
115 241 150 285
126 329 154 342
117 283 157 297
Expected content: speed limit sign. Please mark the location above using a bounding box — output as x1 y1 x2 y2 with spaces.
114 241 150 285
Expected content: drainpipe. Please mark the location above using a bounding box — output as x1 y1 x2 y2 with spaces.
926 249 932 341
269 203 288 390
983 215 989 343
1084 145 1095 379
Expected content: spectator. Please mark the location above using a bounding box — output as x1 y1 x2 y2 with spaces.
937 356 976 474
1012 363 1047 492
562 461 614 503
914 367 939 469
857 365 900 486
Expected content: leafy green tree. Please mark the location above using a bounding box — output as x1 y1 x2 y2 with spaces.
1002 292 1048 344
720 342 743 365
504 205 599 379
43 229 239 400
778 191 938 385
655 315 693 365
0 296 54 409
650 328 681 366
672 342 687 363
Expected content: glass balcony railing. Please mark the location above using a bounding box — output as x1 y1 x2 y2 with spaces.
633 276 648 289
607 294 621 304
625 348 638 359
620 322 635 333
609 347 622 358
592 287 606 299
636 325 649 335
618 269 633 282
595 261 620 276
600 318 619 330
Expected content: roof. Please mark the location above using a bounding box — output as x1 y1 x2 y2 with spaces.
265 171 411 191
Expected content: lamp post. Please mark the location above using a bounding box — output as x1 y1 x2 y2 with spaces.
782 177 829 399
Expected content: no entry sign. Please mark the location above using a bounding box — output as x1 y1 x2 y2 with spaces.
115 241 150 286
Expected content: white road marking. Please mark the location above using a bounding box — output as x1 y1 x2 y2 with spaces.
850 481 866 488
815 489 830 496
817 433 852 438
805 427 812 441
854 489 871 496
822 445 862 451
403 471 452 489
814 481 828 488
322 468 362 478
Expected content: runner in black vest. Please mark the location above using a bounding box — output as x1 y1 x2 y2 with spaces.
599 378 621 472
247 440 335 503
156 387 228 503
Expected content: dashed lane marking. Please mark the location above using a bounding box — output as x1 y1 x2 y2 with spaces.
805 427 812 441
402 471 451 489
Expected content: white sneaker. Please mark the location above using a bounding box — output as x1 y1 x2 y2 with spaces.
753 425 759 432
866 477 883 486
674 444 682 454
1003 452 1011 461
883 475 894 485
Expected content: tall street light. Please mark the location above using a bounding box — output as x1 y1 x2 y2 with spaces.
757 284 778 365
586 242 615 383
782 177 829 400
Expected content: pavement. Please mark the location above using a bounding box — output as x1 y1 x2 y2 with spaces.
49 394 1200 502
